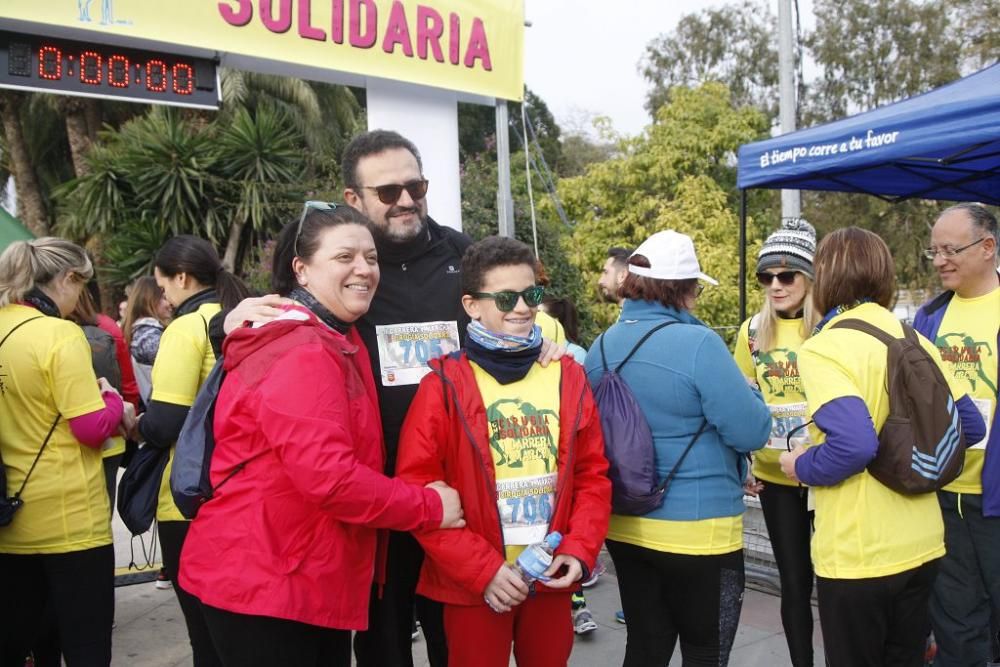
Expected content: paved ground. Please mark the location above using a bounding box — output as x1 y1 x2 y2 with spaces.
110 480 822 666
111 555 821 666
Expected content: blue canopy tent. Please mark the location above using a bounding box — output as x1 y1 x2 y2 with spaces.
734 62 1000 320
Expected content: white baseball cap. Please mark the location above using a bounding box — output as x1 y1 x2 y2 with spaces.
629 230 719 285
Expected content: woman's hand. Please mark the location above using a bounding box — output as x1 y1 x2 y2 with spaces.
537 338 566 367
483 564 529 613
222 295 293 334
119 402 137 438
542 554 583 589
779 445 807 483
743 474 764 497
426 481 466 529
97 377 119 396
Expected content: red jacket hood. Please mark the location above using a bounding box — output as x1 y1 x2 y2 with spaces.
222 307 358 370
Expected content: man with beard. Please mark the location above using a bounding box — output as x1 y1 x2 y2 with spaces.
220 131 563 666
342 131 469 667
598 247 631 305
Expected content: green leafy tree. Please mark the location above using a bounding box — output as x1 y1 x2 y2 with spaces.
803 0 962 123
460 149 583 313
556 84 770 344
458 89 562 169
58 104 305 286
641 1 779 120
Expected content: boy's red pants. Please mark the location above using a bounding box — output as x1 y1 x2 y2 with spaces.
444 590 574 667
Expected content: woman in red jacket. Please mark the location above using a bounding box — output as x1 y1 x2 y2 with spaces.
179 204 464 667
396 236 611 667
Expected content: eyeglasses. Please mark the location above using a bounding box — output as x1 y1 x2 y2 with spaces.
359 179 429 205
694 283 705 297
923 237 987 260
756 271 799 287
295 201 338 257
472 286 545 312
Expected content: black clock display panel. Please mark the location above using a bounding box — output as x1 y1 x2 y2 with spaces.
0 31 219 109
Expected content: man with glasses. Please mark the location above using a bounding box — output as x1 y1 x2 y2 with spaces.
913 203 1000 667
340 130 471 667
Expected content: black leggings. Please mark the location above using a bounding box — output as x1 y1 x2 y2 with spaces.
759 482 815 667
202 604 351 667
817 559 938 667
354 530 447 667
0 545 114 667
158 520 222 667
607 539 745 666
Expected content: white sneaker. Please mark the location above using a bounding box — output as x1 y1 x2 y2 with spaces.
154 569 172 590
573 608 598 635
581 560 606 588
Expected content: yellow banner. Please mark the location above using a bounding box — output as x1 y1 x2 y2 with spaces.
0 0 524 100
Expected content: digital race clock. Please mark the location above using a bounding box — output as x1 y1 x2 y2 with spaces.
0 31 219 109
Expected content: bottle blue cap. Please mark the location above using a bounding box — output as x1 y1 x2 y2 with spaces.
545 531 562 548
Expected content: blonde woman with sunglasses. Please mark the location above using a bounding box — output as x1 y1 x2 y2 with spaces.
733 218 820 667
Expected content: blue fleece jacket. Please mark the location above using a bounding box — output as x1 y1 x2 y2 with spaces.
914 290 1000 516
584 300 771 521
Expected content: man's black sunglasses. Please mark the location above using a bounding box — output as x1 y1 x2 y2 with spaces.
471 286 545 312
361 179 429 205
756 271 799 287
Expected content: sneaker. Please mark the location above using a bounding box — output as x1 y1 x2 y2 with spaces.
614 610 626 624
581 560 606 588
573 608 598 635
155 569 172 590
411 619 420 642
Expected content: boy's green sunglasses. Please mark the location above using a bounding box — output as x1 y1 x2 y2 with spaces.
471 285 545 312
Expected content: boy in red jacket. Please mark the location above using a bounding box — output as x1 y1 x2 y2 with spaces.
396 236 611 666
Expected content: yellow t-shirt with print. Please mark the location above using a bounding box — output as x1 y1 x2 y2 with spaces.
0 305 111 554
934 287 1000 494
734 315 811 486
151 302 220 523
798 303 964 579
472 360 561 565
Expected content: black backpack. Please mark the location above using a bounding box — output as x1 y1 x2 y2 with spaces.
831 318 965 494
170 358 231 519
80 325 121 391
594 322 707 515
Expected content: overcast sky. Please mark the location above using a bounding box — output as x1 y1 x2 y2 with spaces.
524 0 815 138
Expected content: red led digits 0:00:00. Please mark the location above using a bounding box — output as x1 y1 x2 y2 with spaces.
36 44 195 94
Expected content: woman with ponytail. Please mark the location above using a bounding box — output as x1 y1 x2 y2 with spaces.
179 205 464 667
0 237 131 666
135 235 250 667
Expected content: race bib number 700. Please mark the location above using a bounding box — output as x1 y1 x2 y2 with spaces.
375 321 460 387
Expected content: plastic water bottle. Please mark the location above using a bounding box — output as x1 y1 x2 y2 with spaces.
515 531 562 584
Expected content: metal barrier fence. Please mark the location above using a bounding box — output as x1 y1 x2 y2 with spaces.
743 496 782 593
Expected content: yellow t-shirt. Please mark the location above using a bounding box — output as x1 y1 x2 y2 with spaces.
535 311 566 346
798 303 963 579
0 305 111 554
472 360 561 564
934 287 1000 494
607 514 743 556
101 436 126 459
150 302 220 523
734 315 810 486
